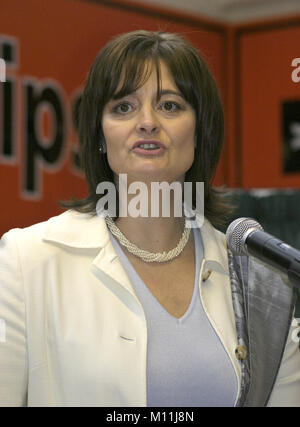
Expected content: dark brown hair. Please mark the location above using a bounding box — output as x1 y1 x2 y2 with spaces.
61 30 234 227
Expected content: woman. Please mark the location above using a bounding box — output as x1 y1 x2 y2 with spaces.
0 30 300 407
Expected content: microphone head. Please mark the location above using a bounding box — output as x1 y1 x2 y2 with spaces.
226 217 264 255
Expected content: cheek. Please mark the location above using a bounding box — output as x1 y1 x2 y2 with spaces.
102 119 118 145
102 120 128 158
102 120 130 174
176 118 196 168
175 118 196 149
102 120 132 146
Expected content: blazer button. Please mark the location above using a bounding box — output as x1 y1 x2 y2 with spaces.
202 270 212 282
235 345 247 360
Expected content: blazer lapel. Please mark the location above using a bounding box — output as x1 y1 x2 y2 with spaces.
91 240 146 319
42 209 144 318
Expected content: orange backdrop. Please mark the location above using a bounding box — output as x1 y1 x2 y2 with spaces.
230 17 300 188
0 0 227 236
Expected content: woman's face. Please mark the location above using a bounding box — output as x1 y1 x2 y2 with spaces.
101 61 196 185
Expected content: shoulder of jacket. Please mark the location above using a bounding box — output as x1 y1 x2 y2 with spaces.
1 209 108 252
1 210 72 242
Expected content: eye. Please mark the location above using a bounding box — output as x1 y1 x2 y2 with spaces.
160 101 182 113
112 102 133 114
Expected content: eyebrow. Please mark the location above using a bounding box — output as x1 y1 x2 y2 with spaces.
112 89 185 101
159 89 184 98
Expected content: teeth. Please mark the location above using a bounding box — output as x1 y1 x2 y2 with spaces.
138 143 160 149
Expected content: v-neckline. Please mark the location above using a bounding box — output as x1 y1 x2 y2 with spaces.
108 227 202 322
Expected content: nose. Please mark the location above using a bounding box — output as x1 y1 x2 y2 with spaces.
136 106 160 135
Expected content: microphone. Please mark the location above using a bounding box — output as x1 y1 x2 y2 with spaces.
226 217 300 290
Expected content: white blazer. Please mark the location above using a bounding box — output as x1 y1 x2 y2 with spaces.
0 209 299 406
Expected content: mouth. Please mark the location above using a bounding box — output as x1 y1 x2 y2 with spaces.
131 140 166 156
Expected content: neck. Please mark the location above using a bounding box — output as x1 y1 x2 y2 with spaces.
114 215 186 254
112 175 188 253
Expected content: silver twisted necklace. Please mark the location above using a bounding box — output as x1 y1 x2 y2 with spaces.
105 216 191 263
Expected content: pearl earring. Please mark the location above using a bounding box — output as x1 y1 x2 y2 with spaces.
99 140 107 153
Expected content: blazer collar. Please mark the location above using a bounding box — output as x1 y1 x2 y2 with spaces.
42 209 228 272
42 209 109 249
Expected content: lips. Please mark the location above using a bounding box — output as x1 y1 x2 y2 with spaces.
131 140 167 157
132 140 166 150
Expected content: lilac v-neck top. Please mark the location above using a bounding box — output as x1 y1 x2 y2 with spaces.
108 226 238 407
